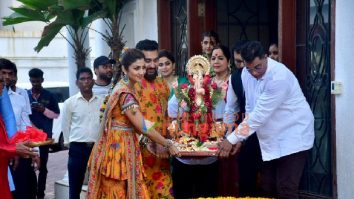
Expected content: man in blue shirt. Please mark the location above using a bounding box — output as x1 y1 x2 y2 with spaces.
27 68 60 199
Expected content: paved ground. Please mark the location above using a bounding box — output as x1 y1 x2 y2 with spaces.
45 149 69 199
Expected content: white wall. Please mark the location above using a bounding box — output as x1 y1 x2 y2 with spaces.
92 0 158 54
335 1 354 198
135 0 158 44
0 1 70 85
0 0 158 88
0 30 69 84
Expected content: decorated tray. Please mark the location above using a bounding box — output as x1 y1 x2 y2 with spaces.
174 136 220 157
27 139 55 147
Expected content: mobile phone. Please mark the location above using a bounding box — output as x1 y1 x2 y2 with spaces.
31 102 40 107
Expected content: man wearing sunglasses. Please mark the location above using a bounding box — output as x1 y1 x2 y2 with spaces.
218 41 314 199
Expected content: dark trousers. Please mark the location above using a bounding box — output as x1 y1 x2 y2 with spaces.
172 158 218 199
68 142 93 199
261 150 309 199
37 145 49 198
238 133 262 197
218 154 239 196
10 158 37 199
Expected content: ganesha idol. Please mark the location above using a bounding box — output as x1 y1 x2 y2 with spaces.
168 55 227 145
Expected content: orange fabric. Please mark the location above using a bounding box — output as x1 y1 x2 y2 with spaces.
142 148 174 198
87 81 149 199
135 77 170 137
136 77 174 198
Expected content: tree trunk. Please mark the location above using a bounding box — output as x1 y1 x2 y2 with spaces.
67 27 91 96
109 18 125 83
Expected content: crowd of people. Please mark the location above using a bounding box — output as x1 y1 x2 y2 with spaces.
0 30 314 199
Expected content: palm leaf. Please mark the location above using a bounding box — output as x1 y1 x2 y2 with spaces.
16 0 57 10
3 13 40 26
59 0 91 10
34 22 64 52
83 10 107 27
10 7 47 21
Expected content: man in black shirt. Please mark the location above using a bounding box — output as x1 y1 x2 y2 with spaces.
27 68 60 199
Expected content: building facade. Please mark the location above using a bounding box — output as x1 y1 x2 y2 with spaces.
1 0 353 198
157 0 353 198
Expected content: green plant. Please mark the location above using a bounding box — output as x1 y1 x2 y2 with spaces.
3 0 92 68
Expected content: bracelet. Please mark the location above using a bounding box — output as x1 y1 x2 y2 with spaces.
164 139 173 149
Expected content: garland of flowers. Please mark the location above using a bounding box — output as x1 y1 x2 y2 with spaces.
99 90 112 122
99 47 131 122
174 74 225 141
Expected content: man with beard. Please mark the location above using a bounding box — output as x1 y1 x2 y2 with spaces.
135 40 173 198
92 56 115 97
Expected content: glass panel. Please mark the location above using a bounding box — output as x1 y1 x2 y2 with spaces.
300 0 333 196
216 0 277 50
171 0 188 76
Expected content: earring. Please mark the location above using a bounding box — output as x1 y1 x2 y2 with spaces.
123 73 129 84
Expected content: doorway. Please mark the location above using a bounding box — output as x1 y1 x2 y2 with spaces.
216 0 278 52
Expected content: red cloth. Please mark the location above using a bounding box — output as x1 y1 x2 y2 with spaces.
9 126 47 144
0 117 16 199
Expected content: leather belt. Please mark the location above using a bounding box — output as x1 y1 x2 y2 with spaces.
70 142 95 148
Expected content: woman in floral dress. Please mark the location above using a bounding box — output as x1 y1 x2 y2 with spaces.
87 49 179 199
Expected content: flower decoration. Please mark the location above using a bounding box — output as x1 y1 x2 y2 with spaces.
173 56 224 142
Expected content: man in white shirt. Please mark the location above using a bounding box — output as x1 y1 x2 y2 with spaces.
62 67 103 199
8 89 31 131
218 41 314 199
12 76 32 116
224 40 262 197
0 58 38 199
92 56 115 97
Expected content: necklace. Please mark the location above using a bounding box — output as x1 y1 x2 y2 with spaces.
213 71 230 87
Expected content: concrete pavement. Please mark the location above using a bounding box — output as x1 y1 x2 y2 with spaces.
44 149 68 199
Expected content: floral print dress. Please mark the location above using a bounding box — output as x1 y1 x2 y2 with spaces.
135 77 174 198
87 80 149 199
